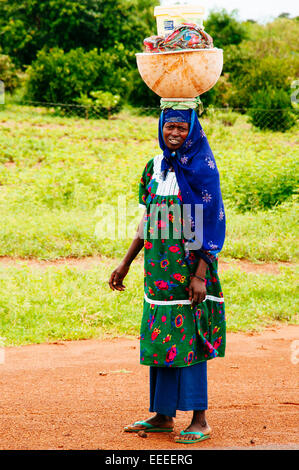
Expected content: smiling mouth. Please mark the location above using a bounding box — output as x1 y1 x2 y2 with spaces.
168 138 181 145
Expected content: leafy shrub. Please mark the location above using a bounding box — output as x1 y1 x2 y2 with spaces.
0 53 19 92
25 46 132 112
226 53 296 110
248 88 296 131
220 111 238 127
229 167 297 212
74 91 122 119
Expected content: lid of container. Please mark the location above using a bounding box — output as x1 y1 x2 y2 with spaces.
154 5 205 16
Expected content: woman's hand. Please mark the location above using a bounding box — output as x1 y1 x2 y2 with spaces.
108 261 130 291
108 211 145 292
189 277 207 307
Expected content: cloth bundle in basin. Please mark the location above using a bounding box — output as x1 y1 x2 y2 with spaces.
144 23 213 53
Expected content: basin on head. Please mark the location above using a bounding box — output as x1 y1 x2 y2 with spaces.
136 48 223 99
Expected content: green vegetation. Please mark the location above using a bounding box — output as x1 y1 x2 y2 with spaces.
248 88 296 132
0 262 297 346
205 109 298 212
74 91 122 119
1 4 297 124
0 0 157 66
204 8 248 48
0 52 19 93
25 46 132 107
0 105 297 262
201 17 299 131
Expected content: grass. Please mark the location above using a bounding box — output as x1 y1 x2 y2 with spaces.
0 103 298 345
0 104 298 262
223 202 298 262
0 203 297 261
0 261 297 346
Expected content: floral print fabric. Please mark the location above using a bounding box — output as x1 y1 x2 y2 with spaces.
139 155 226 367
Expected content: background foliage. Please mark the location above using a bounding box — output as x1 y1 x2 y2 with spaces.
0 2 298 128
0 104 297 261
0 0 158 66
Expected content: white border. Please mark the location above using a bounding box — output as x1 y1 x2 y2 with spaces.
144 292 224 305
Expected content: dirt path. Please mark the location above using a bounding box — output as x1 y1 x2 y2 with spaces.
0 325 298 450
0 255 295 274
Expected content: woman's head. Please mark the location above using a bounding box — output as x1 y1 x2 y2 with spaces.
163 121 189 150
161 109 191 151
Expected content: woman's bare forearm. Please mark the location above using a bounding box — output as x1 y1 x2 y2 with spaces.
195 257 208 279
122 211 145 266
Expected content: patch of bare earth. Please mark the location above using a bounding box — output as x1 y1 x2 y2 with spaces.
0 255 295 274
0 325 298 450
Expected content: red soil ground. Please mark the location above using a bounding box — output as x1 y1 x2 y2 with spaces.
0 325 298 450
0 255 295 274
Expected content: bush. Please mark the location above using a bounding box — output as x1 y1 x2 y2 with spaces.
74 91 122 119
25 46 132 109
248 88 296 131
0 53 19 93
225 52 296 110
25 44 165 116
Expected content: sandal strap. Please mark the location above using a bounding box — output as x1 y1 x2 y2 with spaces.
133 421 154 429
180 430 205 437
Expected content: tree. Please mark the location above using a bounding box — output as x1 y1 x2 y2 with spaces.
0 0 158 67
202 17 299 109
204 8 247 48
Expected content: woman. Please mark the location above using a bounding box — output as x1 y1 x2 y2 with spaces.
109 107 226 444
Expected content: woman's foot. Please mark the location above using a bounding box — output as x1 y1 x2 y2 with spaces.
175 410 211 442
124 413 174 432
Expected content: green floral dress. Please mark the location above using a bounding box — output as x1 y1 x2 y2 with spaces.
139 155 226 368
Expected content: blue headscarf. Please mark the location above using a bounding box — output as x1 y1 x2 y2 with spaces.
159 108 226 257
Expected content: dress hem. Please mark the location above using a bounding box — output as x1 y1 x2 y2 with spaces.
140 354 225 368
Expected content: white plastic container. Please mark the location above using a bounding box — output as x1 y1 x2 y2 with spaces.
154 4 205 36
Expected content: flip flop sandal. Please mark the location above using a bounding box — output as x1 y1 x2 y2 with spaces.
124 420 174 433
175 430 211 444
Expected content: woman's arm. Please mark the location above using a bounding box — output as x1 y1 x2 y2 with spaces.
108 210 146 291
188 257 208 307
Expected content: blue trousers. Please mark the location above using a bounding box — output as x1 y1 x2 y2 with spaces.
149 361 208 418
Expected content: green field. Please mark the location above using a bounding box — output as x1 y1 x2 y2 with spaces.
0 104 298 345
0 262 297 345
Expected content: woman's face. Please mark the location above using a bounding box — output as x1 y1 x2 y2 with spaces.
163 122 189 151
